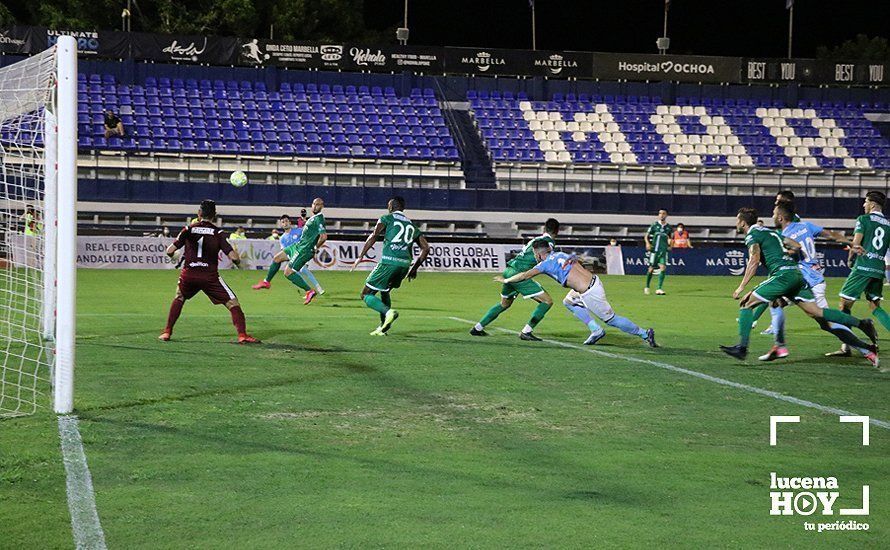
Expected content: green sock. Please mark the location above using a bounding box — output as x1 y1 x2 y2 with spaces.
528 302 552 329
752 302 769 321
657 270 666 290
738 308 754 347
379 292 392 323
480 304 507 327
872 307 890 331
285 271 310 291
822 308 860 328
645 271 653 288
265 261 281 282
363 294 389 316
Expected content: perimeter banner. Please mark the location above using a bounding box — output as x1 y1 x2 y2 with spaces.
591 52 743 83
73 237 508 272
618 246 852 276
129 32 239 65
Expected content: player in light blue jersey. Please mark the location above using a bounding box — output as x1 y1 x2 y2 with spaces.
494 243 657 347
252 213 324 293
769 203 877 366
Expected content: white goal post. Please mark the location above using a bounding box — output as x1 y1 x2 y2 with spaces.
0 35 77 416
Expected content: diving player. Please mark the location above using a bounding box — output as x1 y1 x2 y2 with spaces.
494 241 657 347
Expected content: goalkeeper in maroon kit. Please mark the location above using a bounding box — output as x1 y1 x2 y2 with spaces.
159 200 260 344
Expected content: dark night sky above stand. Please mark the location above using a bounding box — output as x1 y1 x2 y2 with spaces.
368 0 886 57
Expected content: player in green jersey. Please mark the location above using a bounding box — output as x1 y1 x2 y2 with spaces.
282 198 327 305
353 197 431 335
827 191 890 368
720 207 878 360
470 218 560 341
644 209 672 295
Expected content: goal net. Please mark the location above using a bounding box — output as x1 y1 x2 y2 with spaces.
0 37 77 417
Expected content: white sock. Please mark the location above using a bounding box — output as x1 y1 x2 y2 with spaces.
522 324 534 334
474 323 484 332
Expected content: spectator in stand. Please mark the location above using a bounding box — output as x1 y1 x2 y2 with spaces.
266 229 281 241
103 110 125 138
297 208 308 228
672 223 693 248
230 227 247 240
21 206 36 231
25 219 40 236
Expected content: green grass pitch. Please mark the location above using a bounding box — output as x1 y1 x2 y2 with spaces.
2 270 888 548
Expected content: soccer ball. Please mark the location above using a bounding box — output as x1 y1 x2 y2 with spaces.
230 170 248 188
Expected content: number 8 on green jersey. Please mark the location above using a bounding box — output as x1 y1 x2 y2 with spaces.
840 211 890 302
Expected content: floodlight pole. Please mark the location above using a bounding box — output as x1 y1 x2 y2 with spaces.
660 2 669 54
787 4 794 58
531 2 537 50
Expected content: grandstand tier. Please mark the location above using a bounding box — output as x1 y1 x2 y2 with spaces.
75 73 459 161
470 92 890 169
63 67 890 175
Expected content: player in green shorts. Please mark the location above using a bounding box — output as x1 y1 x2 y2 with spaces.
282 197 327 305
470 218 560 341
827 191 890 367
720 207 878 360
644 209 672 295
353 196 430 335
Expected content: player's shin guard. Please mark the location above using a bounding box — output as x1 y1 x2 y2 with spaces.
872 306 890 331
265 261 281 283
605 315 646 338
363 294 389 316
528 302 552 329
657 270 666 290
645 271 653 288
299 266 322 291
479 303 507 327
165 298 184 333
285 271 311 291
564 301 604 334
230 306 247 336
737 308 754 347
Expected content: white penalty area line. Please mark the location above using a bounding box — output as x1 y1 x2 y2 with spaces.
448 317 890 431
58 415 107 550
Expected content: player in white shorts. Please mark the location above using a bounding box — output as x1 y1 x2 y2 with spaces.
494 241 658 347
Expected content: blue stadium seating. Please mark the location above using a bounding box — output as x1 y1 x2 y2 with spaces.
76 73 459 162
470 92 890 170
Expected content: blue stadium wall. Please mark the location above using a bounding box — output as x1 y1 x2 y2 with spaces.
79 179 867 218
